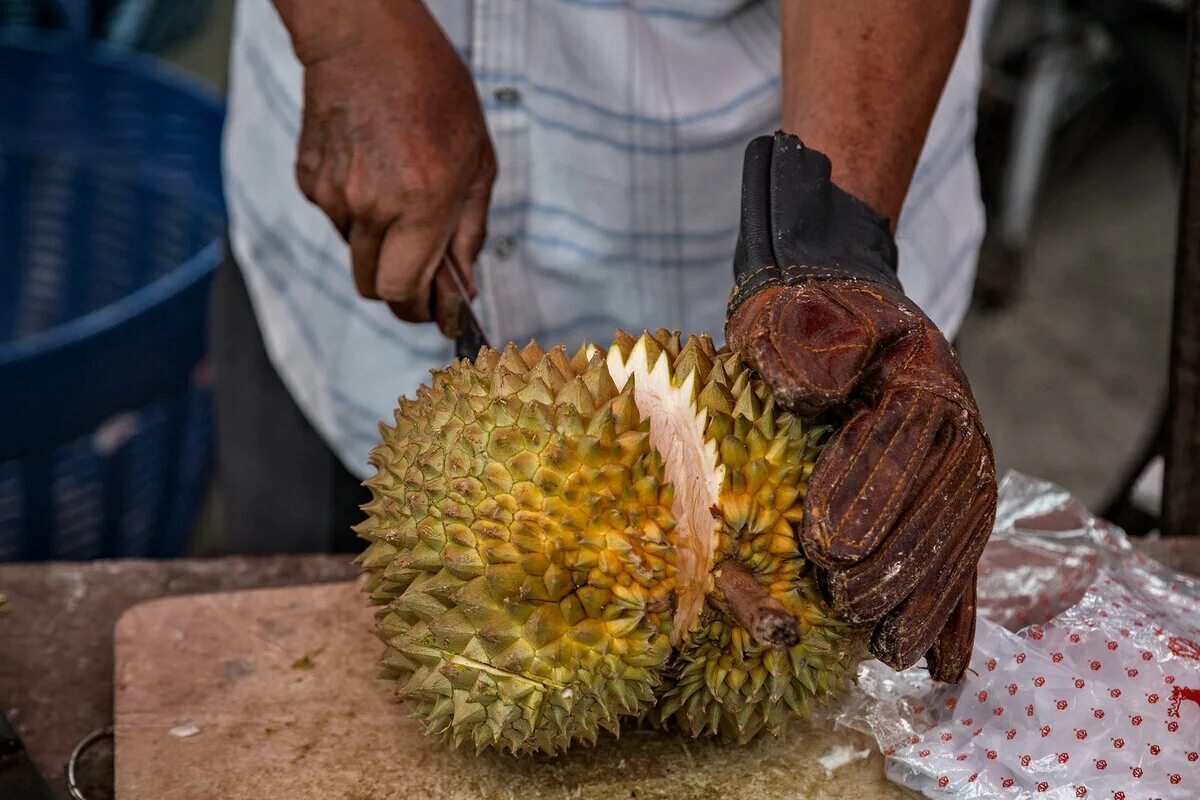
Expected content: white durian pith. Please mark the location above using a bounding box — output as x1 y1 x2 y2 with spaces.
606 336 723 643
356 330 857 756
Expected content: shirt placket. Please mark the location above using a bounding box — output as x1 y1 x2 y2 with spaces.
470 0 534 344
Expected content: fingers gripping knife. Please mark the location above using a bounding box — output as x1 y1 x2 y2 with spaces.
432 253 491 361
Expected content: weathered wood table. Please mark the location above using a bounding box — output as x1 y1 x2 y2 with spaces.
2 542 1198 799
0 556 356 799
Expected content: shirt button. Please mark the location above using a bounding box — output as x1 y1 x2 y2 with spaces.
493 85 521 105
494 236 516 259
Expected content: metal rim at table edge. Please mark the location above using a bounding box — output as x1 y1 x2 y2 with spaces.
66 725 114 800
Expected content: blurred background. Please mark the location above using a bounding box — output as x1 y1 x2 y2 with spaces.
0 0 1186 562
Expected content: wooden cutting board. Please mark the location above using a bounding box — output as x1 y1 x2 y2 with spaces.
114 582 915 800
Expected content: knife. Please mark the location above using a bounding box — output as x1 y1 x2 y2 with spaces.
434 252 491 361
0 713 55 800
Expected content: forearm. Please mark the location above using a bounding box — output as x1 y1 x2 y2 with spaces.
781 0 969 224
272 0 427 64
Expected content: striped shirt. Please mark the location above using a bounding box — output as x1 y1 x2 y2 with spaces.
223 0 988 477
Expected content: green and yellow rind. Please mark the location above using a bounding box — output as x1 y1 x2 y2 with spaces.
357 342 676 754
357 331 860 755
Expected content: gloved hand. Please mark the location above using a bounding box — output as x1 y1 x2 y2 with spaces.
725 132 996 682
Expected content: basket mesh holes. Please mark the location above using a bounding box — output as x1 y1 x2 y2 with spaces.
1 38 223 559
89 164 137 310
52 439 104 560
0 391 213 560
119 402 169 555
151 193 193 277
15 156 74 337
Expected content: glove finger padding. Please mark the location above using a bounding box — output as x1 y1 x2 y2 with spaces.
870 483 995 670
815 393 986 622
925 572 979 683
802 386 946 573
726 284 881 415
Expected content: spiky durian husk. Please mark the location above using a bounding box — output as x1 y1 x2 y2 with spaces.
359 330 862 756
356 342 679 754
607 330 856 744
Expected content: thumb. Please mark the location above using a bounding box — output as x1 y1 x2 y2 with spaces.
727 282 877 415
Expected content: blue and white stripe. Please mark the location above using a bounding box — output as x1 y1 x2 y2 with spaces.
223 0 987 477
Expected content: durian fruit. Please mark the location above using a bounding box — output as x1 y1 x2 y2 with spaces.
356 330 861 755
357 342 675 754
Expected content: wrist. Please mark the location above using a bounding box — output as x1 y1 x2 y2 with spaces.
274 0 426 66
728 133 901 318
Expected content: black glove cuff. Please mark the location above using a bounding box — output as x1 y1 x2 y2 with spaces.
728 132 901 315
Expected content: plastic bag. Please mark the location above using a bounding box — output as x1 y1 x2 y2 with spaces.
836 472 1200 799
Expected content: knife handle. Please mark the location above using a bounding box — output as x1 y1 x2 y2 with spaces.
431 273 469 340
430 255 490 359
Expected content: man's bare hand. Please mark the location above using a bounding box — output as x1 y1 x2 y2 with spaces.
282 0 496 322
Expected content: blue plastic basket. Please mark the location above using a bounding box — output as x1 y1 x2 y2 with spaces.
0 29 224 560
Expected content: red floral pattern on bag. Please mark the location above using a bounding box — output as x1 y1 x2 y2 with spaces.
843 475 1200 799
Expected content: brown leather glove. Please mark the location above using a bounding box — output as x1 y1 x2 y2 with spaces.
725 133 996 682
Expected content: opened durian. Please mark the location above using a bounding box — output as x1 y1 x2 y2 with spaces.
356 329 861 755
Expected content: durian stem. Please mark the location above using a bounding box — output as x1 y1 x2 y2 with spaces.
713 561 802 649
